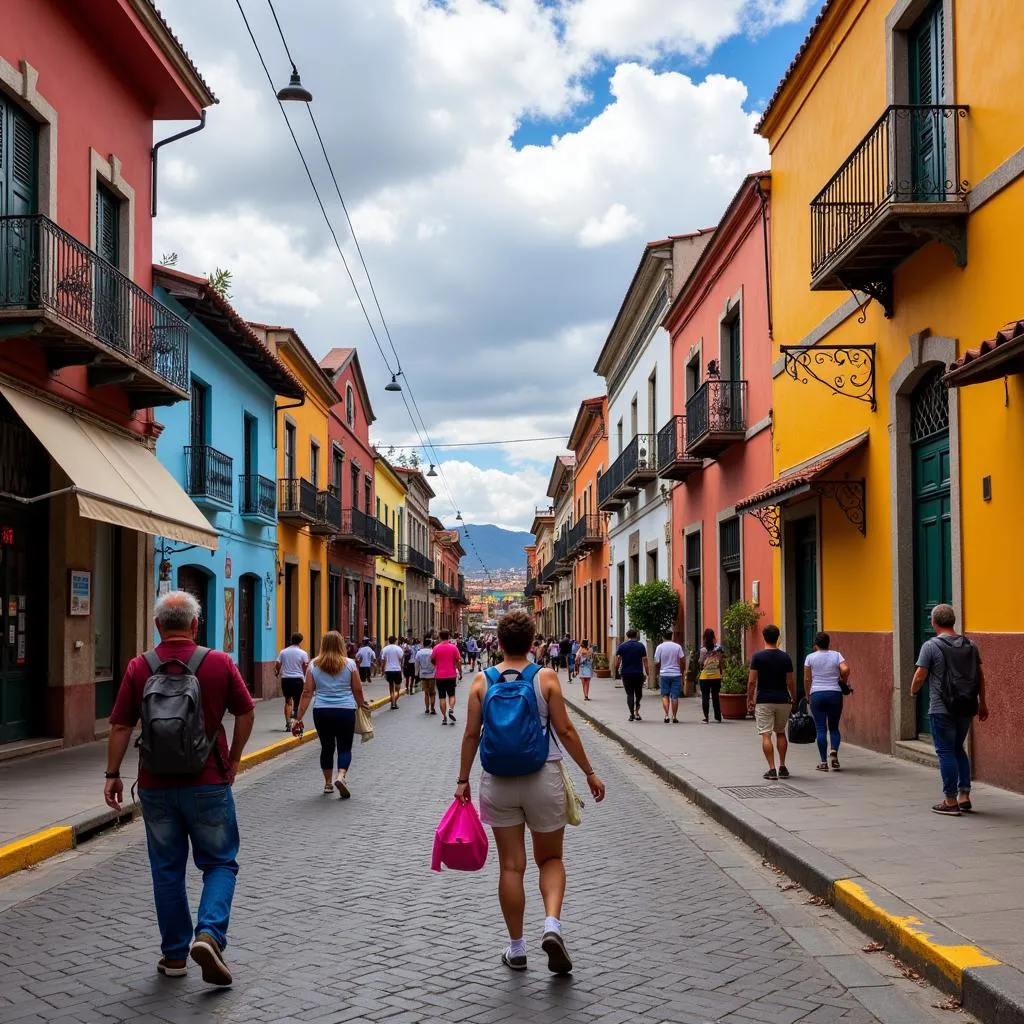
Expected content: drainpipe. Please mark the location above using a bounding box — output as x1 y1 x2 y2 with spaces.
151 110 208 217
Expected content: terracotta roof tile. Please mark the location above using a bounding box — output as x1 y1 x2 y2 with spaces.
143 0 217 104
945 319 1024 385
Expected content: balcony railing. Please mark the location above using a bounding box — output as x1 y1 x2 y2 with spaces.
398 544 433 575
279 477 317 522
596 448 635 512
810 105 969 300
310 489 341 535
345 506 395 555
685 379 747 459
524 576 538 599
657 415 703 481
185 445 232 506
0 214 189 404
567 514 605 556
622 433 658 488
454 574 468 604
239 473 276 521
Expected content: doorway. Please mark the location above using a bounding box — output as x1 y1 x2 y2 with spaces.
309 569 321 654
284 563 298 641
238 575 256 694
911 367 952 736
0 513 38 742
793 517 818 701
176 565 210 648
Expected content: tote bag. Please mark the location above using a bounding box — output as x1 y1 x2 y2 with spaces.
431 798 489 872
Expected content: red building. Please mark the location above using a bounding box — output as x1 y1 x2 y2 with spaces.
664 173 776 658
0 1 215 748
431 519 465 635
320 347 381 643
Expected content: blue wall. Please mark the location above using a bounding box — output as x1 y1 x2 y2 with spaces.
153 286 279 675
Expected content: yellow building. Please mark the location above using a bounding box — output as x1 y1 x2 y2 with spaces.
250 324 336 658
739 0 1024 791
373 454 407 641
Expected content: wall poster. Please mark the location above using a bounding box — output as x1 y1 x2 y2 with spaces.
223 587 235 653
68 570 91 616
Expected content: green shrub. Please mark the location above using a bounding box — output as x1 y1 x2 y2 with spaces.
719 599 764 694
623 580 680 644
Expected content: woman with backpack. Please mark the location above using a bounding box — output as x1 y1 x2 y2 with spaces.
294 631 370 798
455 610 606 976
575 639 594 700
697 628 724 724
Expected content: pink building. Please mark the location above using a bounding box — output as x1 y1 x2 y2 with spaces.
664 173 775 657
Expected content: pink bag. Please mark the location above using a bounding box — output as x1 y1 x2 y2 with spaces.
431 798 488 872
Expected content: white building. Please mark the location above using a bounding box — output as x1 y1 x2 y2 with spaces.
594 232 713 649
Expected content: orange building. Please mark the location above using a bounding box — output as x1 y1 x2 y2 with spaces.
567 397 609 648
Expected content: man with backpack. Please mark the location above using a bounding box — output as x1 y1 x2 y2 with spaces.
103 590 255 987
911 603 989 816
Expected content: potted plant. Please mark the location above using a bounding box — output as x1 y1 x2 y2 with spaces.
623 580 681 690
718 599 764 720
593 651 610 678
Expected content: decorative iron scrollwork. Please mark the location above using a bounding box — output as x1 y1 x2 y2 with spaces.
745 505 781 548
813 478 866 535
780 344 877 411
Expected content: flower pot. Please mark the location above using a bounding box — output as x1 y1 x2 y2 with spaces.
719 692 748 720
594 669 611 679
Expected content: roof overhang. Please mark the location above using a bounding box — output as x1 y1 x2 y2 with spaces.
945 319 1024 387
567 397 605 451
546 457 575 501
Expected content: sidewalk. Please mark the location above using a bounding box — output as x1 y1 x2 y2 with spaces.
562 676 1024 1022
0 676 397 848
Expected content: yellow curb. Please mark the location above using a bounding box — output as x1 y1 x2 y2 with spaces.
0 826 74 879
834 879 1001 984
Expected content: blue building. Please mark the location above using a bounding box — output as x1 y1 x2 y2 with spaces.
153 266 304 695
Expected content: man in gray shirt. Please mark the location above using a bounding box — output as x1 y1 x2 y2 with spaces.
911 603 989 816
415 638 437 716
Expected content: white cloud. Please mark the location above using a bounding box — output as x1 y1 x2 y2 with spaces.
578 203 641 247
433 460 550 532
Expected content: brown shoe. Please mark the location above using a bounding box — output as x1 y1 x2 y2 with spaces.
157 957 187 978
190 933 232 986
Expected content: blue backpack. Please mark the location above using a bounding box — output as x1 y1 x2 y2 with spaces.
479 664 549 777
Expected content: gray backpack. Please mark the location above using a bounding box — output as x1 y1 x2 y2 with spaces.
137 647 216 775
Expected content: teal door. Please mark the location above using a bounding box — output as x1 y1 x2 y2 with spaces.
794 518 818 701
0 95 38 308
908 0 945 198
94 183 124 350
911 368 952 736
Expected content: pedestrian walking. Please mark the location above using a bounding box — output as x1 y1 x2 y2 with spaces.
455 610 606 974
355 638 376 686
559 634 572 676
548 637 561 671
457 635 467 680
747 624 795 780
614 628 649 721
569 637 579 680
275 632 309 731
467 635 480 671
380 635 405 710
804 632 851 772
654 631 684 724
416 636 437 715
404 637 419 695
910 604 989 815
575 639 594 700
432 629 462 725
103 590 256 987
294 631 369 798
697 628 724 724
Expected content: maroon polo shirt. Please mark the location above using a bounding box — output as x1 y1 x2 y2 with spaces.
109 639 255 789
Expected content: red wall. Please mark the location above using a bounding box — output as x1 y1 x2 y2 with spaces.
667 182 776 639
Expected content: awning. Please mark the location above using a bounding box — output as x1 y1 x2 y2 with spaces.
736 432 868 512
0 384 218 550
945 318 1024 387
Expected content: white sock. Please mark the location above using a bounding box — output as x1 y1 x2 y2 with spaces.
544 916 561 935
508 937 527 957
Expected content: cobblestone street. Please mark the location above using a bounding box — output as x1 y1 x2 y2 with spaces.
0 705 963 1024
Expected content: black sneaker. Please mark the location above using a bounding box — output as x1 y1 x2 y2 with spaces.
763 768 778 781
448 711 457 723
628 714 635 722
502 947 527 972
932 802 961 816
778 765 790 779
541 931 572 975
430 708 438 715
190 933 232 986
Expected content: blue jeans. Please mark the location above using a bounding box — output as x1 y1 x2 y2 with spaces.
138 784 240 959
809 691 844 762
929 712 973 798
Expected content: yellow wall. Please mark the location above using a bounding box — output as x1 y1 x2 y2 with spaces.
374 458 407 640
764 0 1024 634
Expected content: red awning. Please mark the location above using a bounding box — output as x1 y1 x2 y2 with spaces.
945 319 1024 387
736 432 868 512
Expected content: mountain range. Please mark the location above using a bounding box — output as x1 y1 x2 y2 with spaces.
456 524 532 574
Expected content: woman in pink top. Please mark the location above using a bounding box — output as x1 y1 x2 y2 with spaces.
431 630 462 725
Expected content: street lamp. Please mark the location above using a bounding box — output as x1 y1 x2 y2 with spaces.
427 464 438 477
385 373 402 392
277 65 313 103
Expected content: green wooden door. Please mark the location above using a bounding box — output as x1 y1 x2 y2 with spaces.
0 520 35 743
911 368 952 736
909 0 945 199
0 96 38 307
94 183 124 349
794 518 818 701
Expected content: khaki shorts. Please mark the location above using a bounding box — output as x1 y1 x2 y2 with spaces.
480 761 567 833
421 678 436 696
755 703 792 735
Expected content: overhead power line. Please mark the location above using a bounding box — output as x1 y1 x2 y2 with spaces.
385 435 570 450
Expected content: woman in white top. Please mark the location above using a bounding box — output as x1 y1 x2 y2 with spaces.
803 631 851 772
456 611 606 976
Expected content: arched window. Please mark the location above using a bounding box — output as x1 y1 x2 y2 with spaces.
345 384 355 427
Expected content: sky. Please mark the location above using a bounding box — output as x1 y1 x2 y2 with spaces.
154 0 820 532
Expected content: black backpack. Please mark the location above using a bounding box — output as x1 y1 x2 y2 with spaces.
933 635 981 717
137 647 216 775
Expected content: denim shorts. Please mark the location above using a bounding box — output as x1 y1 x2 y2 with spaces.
659 675 682 699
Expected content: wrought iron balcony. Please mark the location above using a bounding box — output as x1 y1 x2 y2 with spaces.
567 514 605 557
454 574 469 604
279 477 317 523
622 433 658 489
239 473 276 522
524 576 538 599
596 447 635 512
685 379 747 458
398 544 433 575
185 445 232 507
0 214 189 407
343 506 395 555
810 105 969 315
540 559 557 585
310 489 341 535
657 415 703 481
551 531 573 578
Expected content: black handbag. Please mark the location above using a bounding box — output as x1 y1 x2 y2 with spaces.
787 699 817 744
